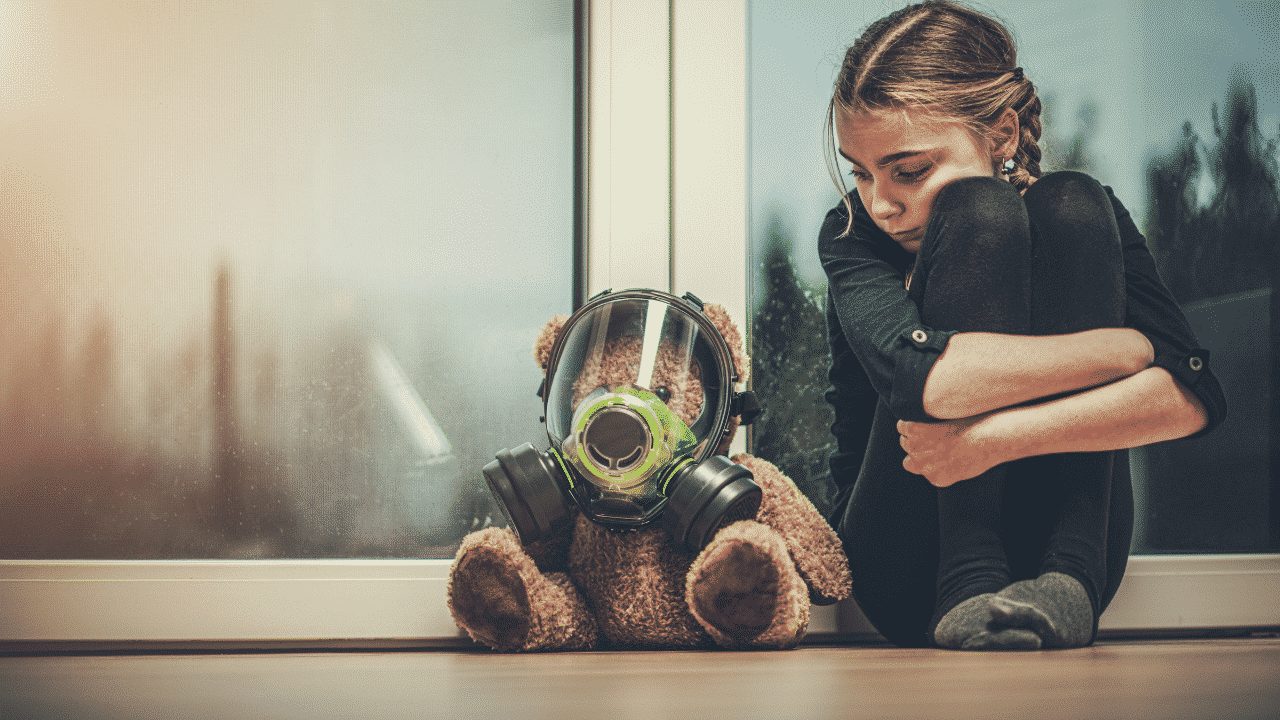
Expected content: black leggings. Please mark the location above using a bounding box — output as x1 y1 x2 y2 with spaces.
833 171 1134 648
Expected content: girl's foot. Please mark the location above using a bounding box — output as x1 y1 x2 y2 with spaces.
931 593 1041 650
989 572 1095 648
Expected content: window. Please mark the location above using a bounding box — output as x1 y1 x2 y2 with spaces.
4 0 1272 647
0 1 576 560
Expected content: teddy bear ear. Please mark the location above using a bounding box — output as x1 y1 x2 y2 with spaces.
533 314 571 371
701 303 750 385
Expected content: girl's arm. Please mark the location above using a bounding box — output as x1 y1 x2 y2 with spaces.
920 328 1155 420
819 188 1223 436
982 365 1208 459
921 186 1228 432
818 204 1151 425
899 365 1209 488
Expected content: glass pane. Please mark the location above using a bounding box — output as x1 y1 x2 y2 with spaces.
747 0 1278 551
0 0 575 558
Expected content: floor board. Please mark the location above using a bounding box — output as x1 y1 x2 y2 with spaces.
2 637 1279 719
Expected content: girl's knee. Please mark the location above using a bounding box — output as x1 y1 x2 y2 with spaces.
923 176 1029 260
1023 170 1125 331
931 175 1026 229
1026 169 1105 199
1023 170 1115 237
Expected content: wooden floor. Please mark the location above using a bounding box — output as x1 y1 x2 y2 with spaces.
2 638 1279 719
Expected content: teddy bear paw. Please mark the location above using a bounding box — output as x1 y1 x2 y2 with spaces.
686 520 809 648
448 535 534 650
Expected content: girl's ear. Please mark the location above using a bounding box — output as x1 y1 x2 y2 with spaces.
991 106 1021 162
701 303 750 386
533 314 570 371
988 105 1018 159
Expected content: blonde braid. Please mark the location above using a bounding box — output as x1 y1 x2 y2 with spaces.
1007 81 1043 192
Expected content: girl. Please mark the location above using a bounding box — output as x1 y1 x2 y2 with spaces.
820 0 1227 650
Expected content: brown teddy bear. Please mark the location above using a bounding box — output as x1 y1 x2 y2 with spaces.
446 297 851 650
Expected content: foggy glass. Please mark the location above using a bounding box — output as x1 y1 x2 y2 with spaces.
0 1 574 558
747 0 1278 552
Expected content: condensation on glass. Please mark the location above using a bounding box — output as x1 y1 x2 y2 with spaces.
0 1 574 558
746 0 1278 553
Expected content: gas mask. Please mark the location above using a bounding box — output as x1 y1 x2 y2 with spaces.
483 289 763 552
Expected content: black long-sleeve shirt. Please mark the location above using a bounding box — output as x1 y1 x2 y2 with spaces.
819 185 1228 494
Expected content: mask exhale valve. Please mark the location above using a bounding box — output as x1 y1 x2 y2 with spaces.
582 406 650 475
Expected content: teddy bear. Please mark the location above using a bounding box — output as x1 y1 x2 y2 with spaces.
446 299 851 650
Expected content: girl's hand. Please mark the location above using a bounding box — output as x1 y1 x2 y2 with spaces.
897 416 1007 488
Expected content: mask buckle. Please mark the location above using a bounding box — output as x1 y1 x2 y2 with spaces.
731 390 763 425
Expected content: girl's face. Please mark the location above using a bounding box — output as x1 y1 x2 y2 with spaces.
835 106 1000 254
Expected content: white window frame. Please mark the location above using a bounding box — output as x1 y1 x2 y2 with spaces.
2 0 1276 651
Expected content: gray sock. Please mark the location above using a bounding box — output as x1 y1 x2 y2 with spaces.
960 627 1043 651
931 593 1041 651
990 572 1095 648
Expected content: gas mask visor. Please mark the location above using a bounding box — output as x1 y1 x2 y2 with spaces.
544 291 732 525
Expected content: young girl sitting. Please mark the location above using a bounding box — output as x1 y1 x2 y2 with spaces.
820 0 1227 650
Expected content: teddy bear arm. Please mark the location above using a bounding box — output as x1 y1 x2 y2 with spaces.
732 454 853 605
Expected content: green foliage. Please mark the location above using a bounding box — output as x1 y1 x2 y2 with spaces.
750 213 836 516
1144 69 1280 303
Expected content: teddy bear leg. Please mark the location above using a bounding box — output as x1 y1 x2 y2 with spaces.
685 520 810 649
448 527 598 652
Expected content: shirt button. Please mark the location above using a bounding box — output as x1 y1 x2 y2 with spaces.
911 329 929 344
1188 356 1203 371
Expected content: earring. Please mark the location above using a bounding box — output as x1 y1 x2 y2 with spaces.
1000 158 1016 175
